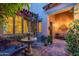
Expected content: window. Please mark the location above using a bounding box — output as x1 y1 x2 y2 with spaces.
15 16 22 34
3 17 13 34
38 22 42 32
3 15 31 34
24 19 28 33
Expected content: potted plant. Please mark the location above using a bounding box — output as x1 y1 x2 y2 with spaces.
47 36 52 44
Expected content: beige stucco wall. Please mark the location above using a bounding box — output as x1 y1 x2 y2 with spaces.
48 15 55 36
74 3 79 19
48 11 73 37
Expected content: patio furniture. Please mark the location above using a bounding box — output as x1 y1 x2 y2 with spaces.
18 32 37 55
55 33 66 40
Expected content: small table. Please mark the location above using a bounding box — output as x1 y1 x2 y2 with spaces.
18 33 37 55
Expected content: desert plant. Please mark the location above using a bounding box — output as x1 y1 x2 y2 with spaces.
66 19 79 56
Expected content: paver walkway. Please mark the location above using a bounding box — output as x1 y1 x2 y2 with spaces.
32 39 69 56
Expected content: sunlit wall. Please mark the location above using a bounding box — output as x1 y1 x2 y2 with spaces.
48 11 73 35
74 3 79 19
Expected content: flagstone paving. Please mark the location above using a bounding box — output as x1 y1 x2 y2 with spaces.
32 39 68 56
17 39 69 56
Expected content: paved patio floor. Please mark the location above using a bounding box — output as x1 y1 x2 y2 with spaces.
17 39 69 56
32 39 68 56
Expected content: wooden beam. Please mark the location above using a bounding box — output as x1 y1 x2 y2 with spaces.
13 16 15 34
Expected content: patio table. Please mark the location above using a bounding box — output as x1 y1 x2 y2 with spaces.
18 32 37 55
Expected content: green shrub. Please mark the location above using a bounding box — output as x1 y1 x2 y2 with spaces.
66 19 79 56
47 36 52 44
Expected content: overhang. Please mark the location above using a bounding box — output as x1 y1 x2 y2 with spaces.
44 3 76 15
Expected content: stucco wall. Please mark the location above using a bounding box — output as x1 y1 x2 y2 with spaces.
30 3 48 36
48 11 73 36
30 3 76 37
74 3 79 19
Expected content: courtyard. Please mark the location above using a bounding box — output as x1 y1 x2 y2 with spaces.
0 3 79 56
16 39 68 56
